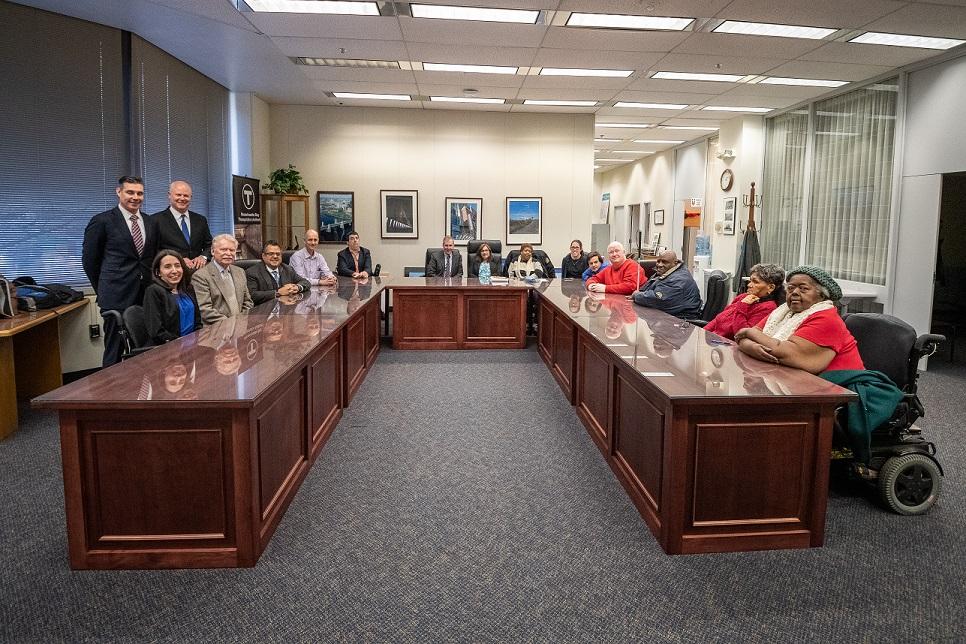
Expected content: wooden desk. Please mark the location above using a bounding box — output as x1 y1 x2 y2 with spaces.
33 281 382 569
1 299 88 440
390 277 529 349
537 283 856 554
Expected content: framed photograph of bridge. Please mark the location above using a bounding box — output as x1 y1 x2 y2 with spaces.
316 191 354 243
381 190 419 239
506 197 542 245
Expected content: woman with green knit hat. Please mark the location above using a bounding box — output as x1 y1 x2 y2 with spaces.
734 265 864 374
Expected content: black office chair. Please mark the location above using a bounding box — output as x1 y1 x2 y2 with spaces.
101 305 154 360
234 259 261 272
282 250 296 265
424 247 442 274
688 270 729 327
503 248 554 278
639 259 657 279
466 240 503 270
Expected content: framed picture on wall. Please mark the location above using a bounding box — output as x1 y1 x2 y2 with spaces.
653 209 665 226
381 190 419 239
445 197 482 245
506 197 542 245
316 191 354 243
722 197 736 235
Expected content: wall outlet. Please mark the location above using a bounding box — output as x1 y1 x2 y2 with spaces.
89 324 100 339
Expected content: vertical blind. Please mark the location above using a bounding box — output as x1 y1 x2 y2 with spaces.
760 79 898 285
0 2 124 285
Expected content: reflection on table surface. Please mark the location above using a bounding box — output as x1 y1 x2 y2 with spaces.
541 279 850 400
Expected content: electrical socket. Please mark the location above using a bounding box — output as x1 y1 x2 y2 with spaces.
89 324 100 339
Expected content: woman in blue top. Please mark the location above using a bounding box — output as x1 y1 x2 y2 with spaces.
581 251 610 282
143 249 202 345
469 242 501 279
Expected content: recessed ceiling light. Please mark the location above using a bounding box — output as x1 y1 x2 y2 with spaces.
295 57 401 69
423 62 518 74
596 123 652 128
848 32 965 50
523 99 598 106
332 92 411 101
761 77 847 87
651 71 744 82
596 158 630 162
702 105 772 113
429 96 506 104
613 150 651 154
632 139 684 144
411 4 539 24
567 13 693 31
713 20 836 40
614 102 689 110
660 126 718 131
540 68 633 78
247 0 379 15
594 138 619 142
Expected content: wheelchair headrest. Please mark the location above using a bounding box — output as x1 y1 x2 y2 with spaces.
844 313 917 389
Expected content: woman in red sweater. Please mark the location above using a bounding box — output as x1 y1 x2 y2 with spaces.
705 263 784 340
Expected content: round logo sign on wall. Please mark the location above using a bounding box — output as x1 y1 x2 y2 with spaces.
242 184 256 210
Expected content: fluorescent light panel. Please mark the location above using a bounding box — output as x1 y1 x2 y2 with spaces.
247 0 378 15
632 139 684 144
332 92 411 100
430 96 505 104
596 123 652 128
613 150 651 154
652 71 743 82
296 57 400 69
523 99 597 106
849 32 965 50
713 20 836 39
614 101 689 109
660 126 718 131
761 77 847 87
423 62 518 74
702 105 772 113
540 67 633 78
410 4 538 24
567 12 693 31
596 158 629 162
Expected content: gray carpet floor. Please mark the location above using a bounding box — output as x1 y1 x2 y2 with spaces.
2 344 965 643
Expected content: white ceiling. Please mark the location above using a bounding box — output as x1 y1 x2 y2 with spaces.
18 0 966 169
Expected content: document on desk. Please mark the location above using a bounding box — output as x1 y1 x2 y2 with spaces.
488 277 509 285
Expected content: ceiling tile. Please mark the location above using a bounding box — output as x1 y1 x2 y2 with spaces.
706 93 802 108
715 0 906 29
765 60 894 81
316 81 421 94
406 43 537 66
398 16 548 47
800 42 941 67
720 82 843 99
521 76 633 91
413 72 525 89
613 90 718 103
412 84 521 99
420 101 513 112
655 53 792 75
530 48 663 69
271 37 409 60
517 87 619 100
671 32 824 59
249 14 403 39
541 26 690 52
557 0 732 14
298 67 418 84
623 77 735 95
862 3 966 38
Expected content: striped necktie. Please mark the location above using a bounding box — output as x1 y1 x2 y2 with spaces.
130 214 144 255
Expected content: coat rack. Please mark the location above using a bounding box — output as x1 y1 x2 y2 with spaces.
741 182 763 232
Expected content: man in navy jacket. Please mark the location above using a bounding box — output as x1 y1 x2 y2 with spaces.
631 250 702 319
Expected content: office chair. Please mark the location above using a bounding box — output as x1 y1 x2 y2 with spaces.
424 247 442 274
101 306 154 360
688 270 729 327
466 240 502 269
503 248 554 278
234 259 261 272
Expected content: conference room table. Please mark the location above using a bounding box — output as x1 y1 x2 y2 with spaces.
35 275 855 568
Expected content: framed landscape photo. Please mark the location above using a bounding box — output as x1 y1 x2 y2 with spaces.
506 197 542 245
381 190 418 239
316 191 354 243
445 197 482 245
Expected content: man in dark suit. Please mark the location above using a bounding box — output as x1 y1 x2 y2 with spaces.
246 240 311 305
426 235 463 277
82 175 159 366
151 180 213 270
336 231 373 279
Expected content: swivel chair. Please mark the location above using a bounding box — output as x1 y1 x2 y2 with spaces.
688 270 730 327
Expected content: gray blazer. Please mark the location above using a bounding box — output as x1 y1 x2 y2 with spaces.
191 262 254 324
426 250 463 277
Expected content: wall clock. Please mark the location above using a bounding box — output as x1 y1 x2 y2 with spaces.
720 169 734 192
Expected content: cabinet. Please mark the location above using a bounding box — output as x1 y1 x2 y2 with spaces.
260 194 309 250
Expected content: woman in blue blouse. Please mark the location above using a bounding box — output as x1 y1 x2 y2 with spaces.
143 250 202 345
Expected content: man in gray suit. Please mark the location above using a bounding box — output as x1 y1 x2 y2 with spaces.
191 233 254 324
426 235 463 277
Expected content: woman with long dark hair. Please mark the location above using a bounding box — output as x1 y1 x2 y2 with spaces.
142 249 202 345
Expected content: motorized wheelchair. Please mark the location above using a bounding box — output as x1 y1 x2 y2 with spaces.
833 313 945 515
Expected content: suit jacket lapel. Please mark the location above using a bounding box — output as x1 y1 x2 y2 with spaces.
113 207 140 257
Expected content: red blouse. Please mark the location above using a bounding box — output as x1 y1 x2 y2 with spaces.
705 295 777 340
756 307 864 372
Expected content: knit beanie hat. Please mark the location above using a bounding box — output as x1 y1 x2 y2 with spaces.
787 265 842 301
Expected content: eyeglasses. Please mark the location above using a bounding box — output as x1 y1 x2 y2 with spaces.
264 252 282 257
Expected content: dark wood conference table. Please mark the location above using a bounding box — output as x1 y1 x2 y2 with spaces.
35 276 854 568
537 280 856 554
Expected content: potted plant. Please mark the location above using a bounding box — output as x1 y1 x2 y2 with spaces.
267 164 308 195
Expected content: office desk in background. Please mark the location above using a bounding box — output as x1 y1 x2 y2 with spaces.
0 299 88 440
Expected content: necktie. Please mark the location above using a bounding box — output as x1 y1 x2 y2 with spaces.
180 215 190 243
130 214 144 255
444 254 450 277
270 269 280 287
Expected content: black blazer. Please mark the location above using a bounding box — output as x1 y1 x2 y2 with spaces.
151 208 213 261
82 207 158 310
426 250 463 277
245 262 311 305
142 282 202 344
336 247 373 277
468 257 501 278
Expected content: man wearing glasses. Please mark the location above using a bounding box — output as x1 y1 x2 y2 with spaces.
245 240 311 305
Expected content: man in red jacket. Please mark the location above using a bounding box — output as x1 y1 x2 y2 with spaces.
586 241 646 295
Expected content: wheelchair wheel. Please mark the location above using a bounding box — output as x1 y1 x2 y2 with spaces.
877 453 941 515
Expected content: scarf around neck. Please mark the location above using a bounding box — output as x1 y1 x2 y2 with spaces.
761 300 835 341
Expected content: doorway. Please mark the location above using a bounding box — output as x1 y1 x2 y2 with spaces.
932 172 966 362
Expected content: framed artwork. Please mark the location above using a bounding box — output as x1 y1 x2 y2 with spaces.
316 191 354 243
445 197 482 245
381 190 419 239
653 209 665 226
722 197 736 235
506 197 542 245
596 192 611 224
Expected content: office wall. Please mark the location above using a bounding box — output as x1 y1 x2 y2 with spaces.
261 105 594 274
592 152 675 254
